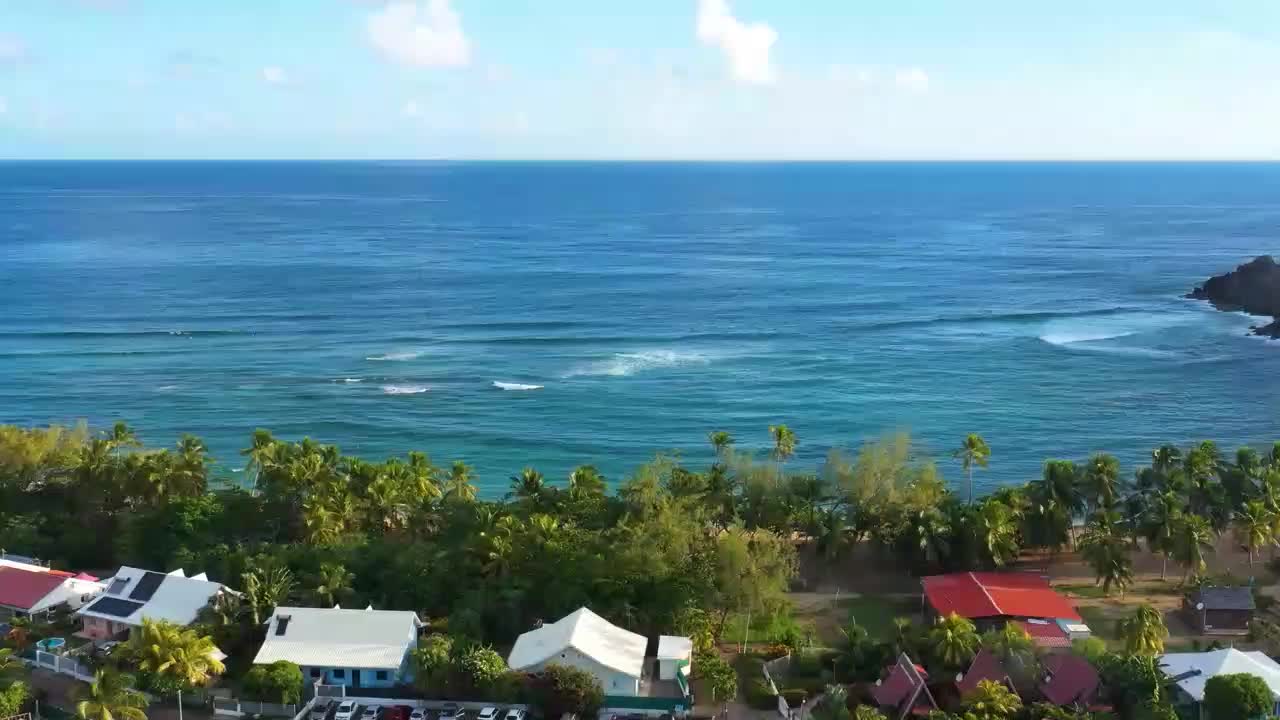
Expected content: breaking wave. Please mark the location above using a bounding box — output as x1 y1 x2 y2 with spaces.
493 381 543 391
562 349 713 378
366 351 422 361
381 384 429 395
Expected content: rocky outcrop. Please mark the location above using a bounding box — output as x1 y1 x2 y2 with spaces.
1188 255 1280 338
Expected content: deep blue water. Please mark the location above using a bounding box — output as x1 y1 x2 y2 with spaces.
2 161 1279 496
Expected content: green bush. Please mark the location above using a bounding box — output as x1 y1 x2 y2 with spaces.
1204 673 1273 720
790 651 826 679
746 678 776 710
243 661 303 705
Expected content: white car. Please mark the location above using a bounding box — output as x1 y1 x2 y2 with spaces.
503 710 524 720
361 706 381 720
334 702 358 720
477 709 498 720
438 704 463 720
409 710 427 720
309 701 330 720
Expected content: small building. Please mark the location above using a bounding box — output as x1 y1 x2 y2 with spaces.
872 653 938 720
922 572 1089 643
76 567 227 641
656 635 692 681
253 606 422 690
1184 586 1255 636
957 649 1017 698
1039 654 1104 710
1161 649 1280 720
508 607 648 697
1014 619 1072 649
0 558 104 620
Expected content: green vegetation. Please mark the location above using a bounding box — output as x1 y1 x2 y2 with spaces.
243 661 303 705
529 664 604 718
1118 605 1168 656
1203 673 1274 720
74 670 149 720
0 647 30 717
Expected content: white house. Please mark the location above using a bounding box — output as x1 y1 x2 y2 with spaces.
0 558 105 619
77 567 227 641
508 607 648 697
253 606 423 690
1161 649 1280 719
656 636 692 681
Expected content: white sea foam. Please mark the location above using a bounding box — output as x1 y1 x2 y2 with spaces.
340 378 363 383
493 381 543 391
1038 312 1188 349
366 351 421 361
155 384 180 392
1039 328 1137 345
381 384 429 395
563 349 713 378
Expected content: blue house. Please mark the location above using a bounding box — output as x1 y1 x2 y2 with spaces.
253 606 422 690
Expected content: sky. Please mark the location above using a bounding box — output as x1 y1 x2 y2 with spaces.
1 0 1280 160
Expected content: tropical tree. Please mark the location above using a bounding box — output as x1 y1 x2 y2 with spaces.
1233 500 1273 565
1118 604 1168 656
811 685 852 720
1079 515 1135 597
0 648 25 685
567 465 606 501
1030 460 1082 549
1082 453 1122 512
127 619 226 704
980 623 1036 671
769 424 797 463
508 467 546 506
1172 514 1216 583
963 679 1023 720
708 431 734 457
241 565 296 626
928 612 979 671
1203 674 1273 720
444 461 477 503
1142 491 1182 581
954 434 991 505
971 497 1020 568
311 563 354 606
75 670 149 720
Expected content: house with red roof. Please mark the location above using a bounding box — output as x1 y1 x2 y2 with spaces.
956 649 1018 698
872 653 938 720
0 557 104 619
1039 653 1107 711
921 572 1090 647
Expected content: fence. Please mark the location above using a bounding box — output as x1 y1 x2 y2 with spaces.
19 650 95 682
212 697 299 718
602 695 689 713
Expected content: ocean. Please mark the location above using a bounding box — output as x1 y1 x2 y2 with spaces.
1 161 1278 496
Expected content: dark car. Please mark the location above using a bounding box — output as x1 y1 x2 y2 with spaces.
438 704 464 720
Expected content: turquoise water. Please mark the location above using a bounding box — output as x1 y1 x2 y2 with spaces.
1 162 1278 495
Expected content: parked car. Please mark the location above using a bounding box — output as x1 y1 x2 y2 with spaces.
393 706 415 720
503 710 524 720
309 701 331 720
382 707 405 720
438 704 463 720
334 702 358 720
361 705 382 720
477 708 498 720
409 710 427 720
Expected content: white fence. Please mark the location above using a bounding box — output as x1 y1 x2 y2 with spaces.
20 650 95 682
212 697 300 718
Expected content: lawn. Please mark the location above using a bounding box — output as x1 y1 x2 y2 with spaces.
836 594 917 640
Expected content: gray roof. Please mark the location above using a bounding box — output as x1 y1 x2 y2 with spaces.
1191 586 1255 611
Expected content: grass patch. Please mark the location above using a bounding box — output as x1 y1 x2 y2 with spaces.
1059 583 1113 599
1078 606 1119 642
836 594 915 640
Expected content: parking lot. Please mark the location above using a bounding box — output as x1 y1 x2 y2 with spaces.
308 699 528 720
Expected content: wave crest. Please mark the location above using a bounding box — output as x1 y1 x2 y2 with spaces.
493 381 544 391
563 349 713 378
381 384 429 395
366 351 422 361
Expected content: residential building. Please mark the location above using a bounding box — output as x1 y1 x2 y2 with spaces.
1184 586 1254 636
253 606 423 690
0 558 103 620
656 636 692 681
76 567 226 640
508 607 648 697
872 653 938 720
1161 649 1280 720
921 572 1089 645
957 649 1016 698
1039 654 1105 710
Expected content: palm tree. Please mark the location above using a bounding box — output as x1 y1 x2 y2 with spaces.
241 429 280 490
963 679 1022 720
1079 518 1135 597
1234 500 1274 566
567 465 606 501
508 467 546 505
0 647 26 685
241 566 295 625
768 424 796 463
1031 460 1083 549
312 563 354 606
788 474 831 534
444 461 477 502
708 431 735 457
76 670 148 720
1082 453 1122 512
980 624 1036 669
1172 514 1216 584
973 498 1020 568
301 498 343 545
107 421 140 459
928 612 979 671
171 434 209 497
954 434 991 505
1185 440 1222 513
129 620 225 720
1142 491 1182 581
1118 604 1168 656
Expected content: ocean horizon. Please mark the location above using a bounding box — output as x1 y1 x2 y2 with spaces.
2 161 1278 496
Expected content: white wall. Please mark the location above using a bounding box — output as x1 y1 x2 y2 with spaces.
521 646 640 697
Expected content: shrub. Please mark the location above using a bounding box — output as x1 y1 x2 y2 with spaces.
243 661 303 705
0 681 29 718
758 643 790 660
746 678 777 710
530 664 604 719
1203 673 1273 720
790 651 826 679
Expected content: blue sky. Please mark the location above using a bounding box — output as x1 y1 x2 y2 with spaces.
1 0 1279 159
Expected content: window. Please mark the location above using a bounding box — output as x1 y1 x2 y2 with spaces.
311 670 322 679
375 671 388 681
332 669 345 680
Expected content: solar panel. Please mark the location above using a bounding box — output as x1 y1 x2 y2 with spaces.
106 577 129 595
128 572 166 602
87 596 144 618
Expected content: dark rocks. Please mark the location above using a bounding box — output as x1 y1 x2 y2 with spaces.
1188 255 1280 338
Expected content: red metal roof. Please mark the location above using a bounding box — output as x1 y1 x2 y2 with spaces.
0 565 67 610
1015 619 1072 648
1039 653 1100 706
957 649 1014 696
921 572 1082 621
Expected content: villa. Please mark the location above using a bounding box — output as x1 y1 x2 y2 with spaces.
508 607 649 697
922 572 1090 646
253 606 423 690
76 566 228 641
0 557 104 620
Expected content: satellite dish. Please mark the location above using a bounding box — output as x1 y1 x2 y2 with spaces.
875 679 882 687
955 673 964 684
1196 602 1205 610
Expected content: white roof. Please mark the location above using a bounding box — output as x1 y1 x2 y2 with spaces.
1160 649 1280 701
77 566 225 628
657 635 692 660
253 606 423 670
507 607 647 678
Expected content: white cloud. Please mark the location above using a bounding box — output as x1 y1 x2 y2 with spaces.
261 66 288 85
894 67 930 93
696 0 777 85
367 0 470 68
